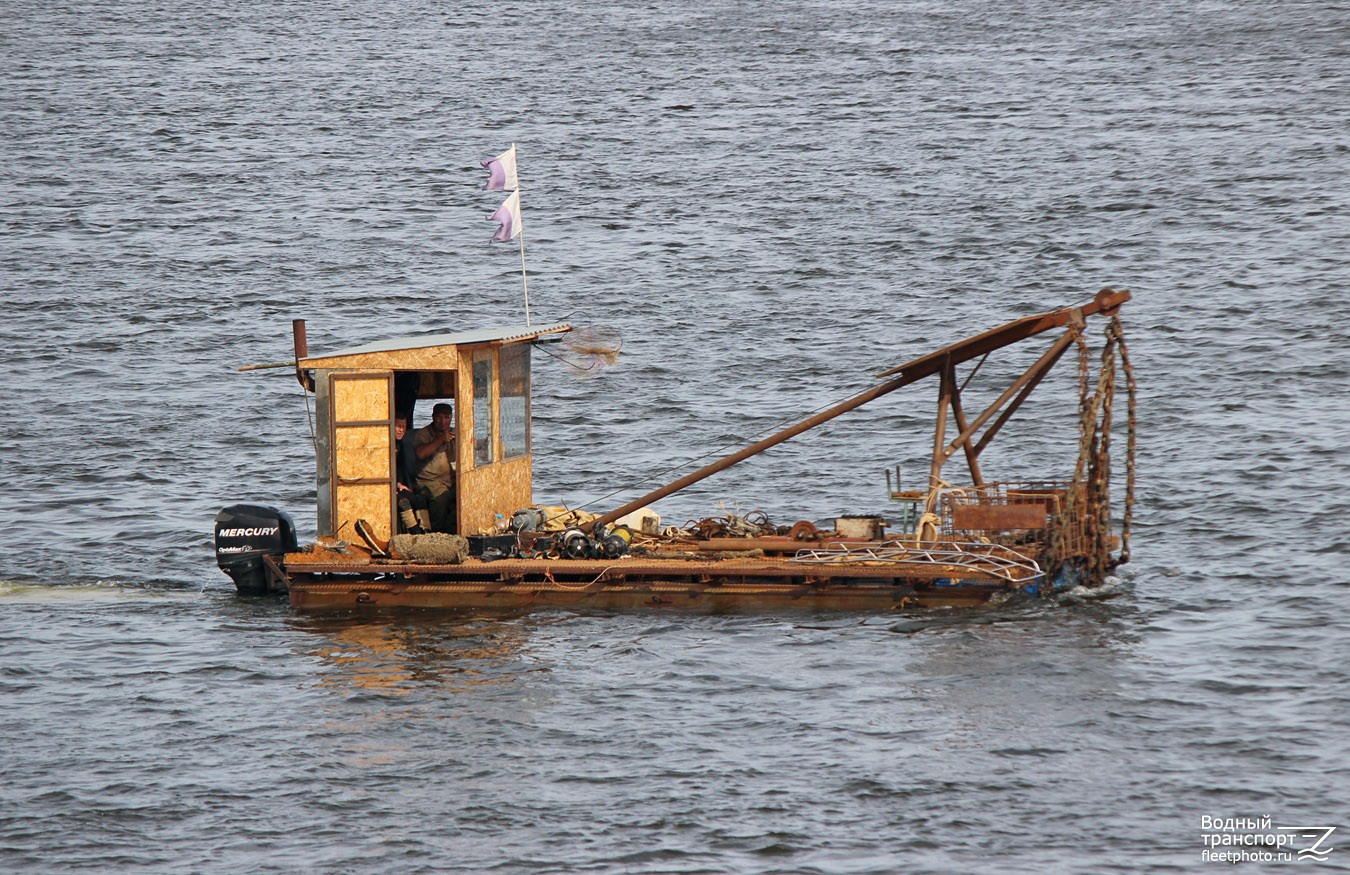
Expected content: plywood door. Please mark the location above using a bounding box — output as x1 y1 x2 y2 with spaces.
329 371 395 541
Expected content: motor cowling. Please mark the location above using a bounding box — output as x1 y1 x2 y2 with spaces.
214 505 298 595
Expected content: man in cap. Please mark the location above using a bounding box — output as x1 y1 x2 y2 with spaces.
412 402 457 532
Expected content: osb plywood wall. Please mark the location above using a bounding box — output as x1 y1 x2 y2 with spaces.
453 348 532 534
456 359 474 478
304 345 460 372
331 372 395 541
335 482 395 541
459 455 533 535
334 425 390 479
332 374 391 422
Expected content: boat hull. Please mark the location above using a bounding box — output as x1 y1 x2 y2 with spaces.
275 555 1022 613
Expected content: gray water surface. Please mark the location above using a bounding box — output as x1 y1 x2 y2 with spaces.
3 1 1349 872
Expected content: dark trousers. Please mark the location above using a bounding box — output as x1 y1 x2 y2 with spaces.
418 482 456 533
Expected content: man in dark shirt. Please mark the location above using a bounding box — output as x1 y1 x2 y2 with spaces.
394 415 429 533
394 415 416 490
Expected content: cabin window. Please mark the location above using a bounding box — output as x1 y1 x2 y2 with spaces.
472 351 495 467
499 344 530 459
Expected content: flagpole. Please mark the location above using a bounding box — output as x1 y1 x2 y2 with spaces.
513 143 530 326
518 234 530 327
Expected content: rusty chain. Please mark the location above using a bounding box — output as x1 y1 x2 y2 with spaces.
1054 315 1135 580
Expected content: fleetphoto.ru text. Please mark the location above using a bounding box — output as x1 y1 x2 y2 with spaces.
1201 816 1336 865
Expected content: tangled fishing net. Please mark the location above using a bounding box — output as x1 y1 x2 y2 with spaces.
555 325 622 380
388 533 469 564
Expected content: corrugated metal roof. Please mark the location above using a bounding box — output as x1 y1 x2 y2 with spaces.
305 322 573 361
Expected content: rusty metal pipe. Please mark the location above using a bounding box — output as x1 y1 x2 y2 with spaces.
292 319 311 390
292 319 308 358
583 367 927 533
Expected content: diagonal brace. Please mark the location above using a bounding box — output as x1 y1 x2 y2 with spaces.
943 326 1081 461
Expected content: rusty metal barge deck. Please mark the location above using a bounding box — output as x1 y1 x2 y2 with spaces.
274 544 1041 613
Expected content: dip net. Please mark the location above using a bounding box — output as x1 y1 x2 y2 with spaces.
554 325 622 380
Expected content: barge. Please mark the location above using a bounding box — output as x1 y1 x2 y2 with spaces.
215 289 1135 613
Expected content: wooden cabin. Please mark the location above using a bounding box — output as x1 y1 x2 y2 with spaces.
295 322 573 542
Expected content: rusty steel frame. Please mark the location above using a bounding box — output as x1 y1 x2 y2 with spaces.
940 327 1080 464
945 357 983 486
585 288 1131 531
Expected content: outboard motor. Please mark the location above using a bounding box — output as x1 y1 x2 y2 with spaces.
214 505 298 595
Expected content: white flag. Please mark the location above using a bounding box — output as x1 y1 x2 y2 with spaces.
488 190 522 242
481 145 518 191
